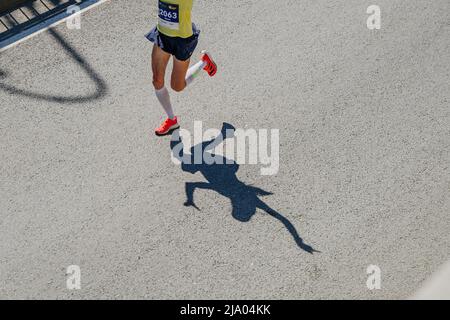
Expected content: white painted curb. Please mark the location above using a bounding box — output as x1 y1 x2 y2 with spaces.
411 260 450 300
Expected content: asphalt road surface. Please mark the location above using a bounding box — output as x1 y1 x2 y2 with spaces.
1 0 449 299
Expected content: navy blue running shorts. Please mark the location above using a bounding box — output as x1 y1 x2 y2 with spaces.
145 24 200 61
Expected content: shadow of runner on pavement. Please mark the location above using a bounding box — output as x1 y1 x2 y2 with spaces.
170 123 319 253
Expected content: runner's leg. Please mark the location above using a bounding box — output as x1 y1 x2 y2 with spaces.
171 56 191 92
171 51 217 92
185 61 207 87
152 44 174 119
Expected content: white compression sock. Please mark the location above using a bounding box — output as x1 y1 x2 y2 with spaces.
155 86 175 119
185 60 206 86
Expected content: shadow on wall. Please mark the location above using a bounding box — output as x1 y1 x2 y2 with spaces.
170 123 319 253
0 27 108 104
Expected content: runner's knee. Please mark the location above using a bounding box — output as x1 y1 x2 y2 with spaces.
153 77 165 90
171 80 186 92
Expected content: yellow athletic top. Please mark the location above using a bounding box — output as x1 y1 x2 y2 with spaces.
157 0 193 38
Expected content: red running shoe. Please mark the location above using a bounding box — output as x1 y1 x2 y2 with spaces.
155 117 180 136
201 50 217 77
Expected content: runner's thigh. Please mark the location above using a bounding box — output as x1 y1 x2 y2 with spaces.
152 45 171 87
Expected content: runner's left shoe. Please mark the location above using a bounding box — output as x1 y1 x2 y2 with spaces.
201 50 217 77
155 117 180 136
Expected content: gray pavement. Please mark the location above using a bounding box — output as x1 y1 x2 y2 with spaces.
0 0 449 299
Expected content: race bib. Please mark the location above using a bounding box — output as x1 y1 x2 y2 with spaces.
158 1 179 30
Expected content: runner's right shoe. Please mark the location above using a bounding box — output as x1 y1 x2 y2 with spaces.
155 117 180 136
201 50 218 77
